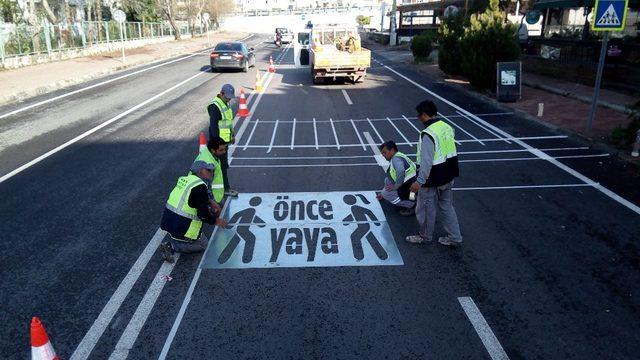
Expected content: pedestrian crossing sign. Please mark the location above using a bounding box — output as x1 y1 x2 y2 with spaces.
592 0 629 31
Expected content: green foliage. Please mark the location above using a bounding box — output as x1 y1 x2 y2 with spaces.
0 0 19 23
459 0 520 89
611 101 640 149
356 15 371 26
411 32 433 61
437 13 466 75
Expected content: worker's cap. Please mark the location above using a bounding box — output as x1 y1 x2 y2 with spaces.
221 84 235 99
190 160 214 174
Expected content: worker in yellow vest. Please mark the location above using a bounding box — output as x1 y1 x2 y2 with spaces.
159 160 228 263
376 140 417 216
407 100 462 246
207 83 238 197
192 137 227 205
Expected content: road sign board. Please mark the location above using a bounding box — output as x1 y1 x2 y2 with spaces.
592 0 629 31
202 12 210 21
113 9 126 23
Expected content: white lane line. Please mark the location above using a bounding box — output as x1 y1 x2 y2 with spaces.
267 119 279 153
363 132 389 169
341 89 353 105
350 119 366 151
459 146 589 155
455 183 594 191
458 297 509 360
0 34 254 120
439 112 482 146
228 71 276 163
443 111 514 118
386 117 411 147
109 257 179 360
70 229 166 360
158 200 230 360
367 117 384 143
255 114 511 124
457 111 511 144
313 117 319 150
382 62 640 215
459 153 610 163
402 115 421 132
0 70 208 185
242 118 260 151
232 163 378 168
330 118 340 150
291 117 296 150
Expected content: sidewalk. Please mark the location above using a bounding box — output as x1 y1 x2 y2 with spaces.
0 31 248 106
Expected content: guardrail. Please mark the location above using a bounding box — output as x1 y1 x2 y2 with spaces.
0 20 206 63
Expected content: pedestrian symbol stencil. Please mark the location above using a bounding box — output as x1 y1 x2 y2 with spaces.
202 191 403 269
597 5 620 25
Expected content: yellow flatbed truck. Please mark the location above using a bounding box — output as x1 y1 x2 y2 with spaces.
310 24 371 84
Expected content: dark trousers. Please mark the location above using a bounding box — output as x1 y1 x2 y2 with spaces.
221 150 230 190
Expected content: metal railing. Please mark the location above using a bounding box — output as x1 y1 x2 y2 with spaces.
0 20 207 62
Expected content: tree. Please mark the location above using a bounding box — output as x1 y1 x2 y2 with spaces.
158 0 181 40
205 0 234 28
437 13 466 75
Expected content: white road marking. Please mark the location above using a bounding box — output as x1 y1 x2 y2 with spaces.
70 229 166 360
313 117 319 150
232 163 378 168
454 183 595 191
459 153 609 163
350 119 366 151
444 112 514 118
363 132 389 169
1 69 208 185
402 115 421 132
330 118 340 150
267 119 279 153
382 62 640 215
0 34 254 121
458 146 590 155
341 89 353 105
291 117 296 149
158 200 230 360
109 257 179 360
457 111 511 144
458 297 510 360
386 117 411 147
439 112 482 145
367 117 384 143
242 118 260 151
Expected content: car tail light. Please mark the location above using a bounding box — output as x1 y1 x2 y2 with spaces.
232 53 244 59
210 53 219 58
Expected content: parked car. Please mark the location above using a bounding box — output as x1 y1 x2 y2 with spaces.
210 42 256 72
274 28 294 44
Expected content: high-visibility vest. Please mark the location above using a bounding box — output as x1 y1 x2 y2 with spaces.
388 151 417 183
165 174 206 240
194 148 224 202
416 120 457 164
206 96 234 142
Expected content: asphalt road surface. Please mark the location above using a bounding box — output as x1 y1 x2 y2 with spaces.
1 33 639 359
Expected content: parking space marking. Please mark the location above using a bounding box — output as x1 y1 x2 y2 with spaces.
330 118 341 150
386 117 412 147
253 114 508 124
242 118 260 150
367 118 385 143
364 132 389 168
458 297 510 360
439 112 482 146
342 89 353 105
350 119 367 151
291 117 296 149
402 115 421 132
313 117 319 150
267 119 279 153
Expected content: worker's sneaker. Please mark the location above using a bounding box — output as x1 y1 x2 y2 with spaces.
405 235 429 244
438 236 463 247
399 208 415 216
160 242 175 263
225 189 239 197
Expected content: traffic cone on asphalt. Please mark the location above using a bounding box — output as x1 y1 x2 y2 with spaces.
255 69 263 92
199 132 207 153
237 88 250 117
31 317 58 360
268 56 275 73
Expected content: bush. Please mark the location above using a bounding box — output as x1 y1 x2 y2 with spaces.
460 0 521 89
410 33 433 61
356 15 371 26
611 101 640 149
438 14 466 75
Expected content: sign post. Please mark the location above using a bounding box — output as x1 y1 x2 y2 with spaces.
586 0 629 133
113 9 127 64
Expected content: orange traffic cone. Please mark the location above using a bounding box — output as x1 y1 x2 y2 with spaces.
237 88 250 117
31 317 58 360
255 69 263 92
199 132 207 153
268 56 275 73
